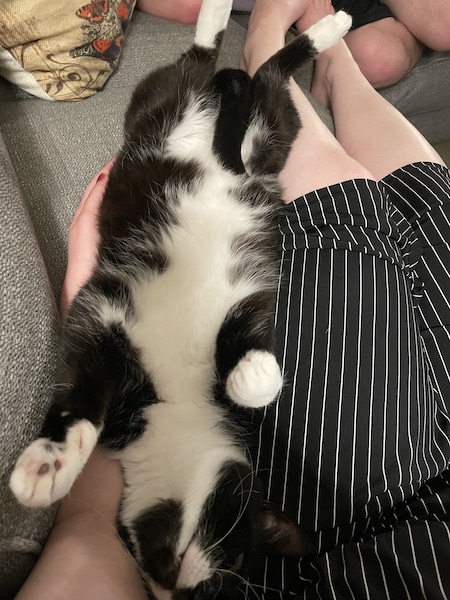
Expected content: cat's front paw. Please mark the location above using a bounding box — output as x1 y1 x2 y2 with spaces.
9 420 98 508
226 350 283 408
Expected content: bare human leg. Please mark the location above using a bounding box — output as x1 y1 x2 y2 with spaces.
307 34 447 179
241 0 375 202
343 18 423 89
15 448 148 600
327 0 450 89
384 0 450 52
136 0 201 24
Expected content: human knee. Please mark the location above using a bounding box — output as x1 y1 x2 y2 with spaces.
136 0 202 23
416 18 450 51
177 0 202 24
345 22 420 88
347 39 410 88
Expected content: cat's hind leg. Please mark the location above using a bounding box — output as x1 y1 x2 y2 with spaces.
194 0 233 49
304 11 353 54
243 11 352 177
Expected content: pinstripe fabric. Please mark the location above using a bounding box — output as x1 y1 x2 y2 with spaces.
250 162 450 599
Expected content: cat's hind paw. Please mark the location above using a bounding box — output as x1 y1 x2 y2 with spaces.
305 11 352 54
9 420 98 508
226 350 283 409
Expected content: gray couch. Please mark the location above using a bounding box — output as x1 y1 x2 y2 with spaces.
1 11 449 599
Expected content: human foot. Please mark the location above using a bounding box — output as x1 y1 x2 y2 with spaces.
311 37 357 107
295 0 334 34
248 0 313 35
241 0 338 76
241 0 313 74
292 0 349 108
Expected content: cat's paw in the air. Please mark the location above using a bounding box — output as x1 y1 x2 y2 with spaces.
305 11 352 53
9 420 97 508
226 350 283 408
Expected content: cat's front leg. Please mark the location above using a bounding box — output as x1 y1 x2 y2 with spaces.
9 346 103 508
217 294 283 409
10 287 126 508
9 419 98 508
226 348 282 408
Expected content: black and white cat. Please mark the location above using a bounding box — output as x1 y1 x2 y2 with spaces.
10 2 351 598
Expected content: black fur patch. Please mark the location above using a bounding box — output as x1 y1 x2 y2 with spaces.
132 499 184 589
213 68 253 174
215 292 277 383
42 323 156 448
98 156 199 261
199 461 264 568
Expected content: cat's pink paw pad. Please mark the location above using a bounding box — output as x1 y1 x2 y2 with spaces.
226 350 283 408
9 420 97 508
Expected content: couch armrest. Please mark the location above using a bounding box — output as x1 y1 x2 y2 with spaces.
0 133 59 599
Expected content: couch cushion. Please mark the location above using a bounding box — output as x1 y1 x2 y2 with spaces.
382 50 450 145
0 0 136 101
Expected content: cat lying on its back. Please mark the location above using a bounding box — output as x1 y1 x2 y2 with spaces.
10 1 352 598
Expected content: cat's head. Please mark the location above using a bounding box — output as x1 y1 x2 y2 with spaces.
127 461 310 600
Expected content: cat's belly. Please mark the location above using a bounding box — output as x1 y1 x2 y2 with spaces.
118 400 245 554
126 169 267 403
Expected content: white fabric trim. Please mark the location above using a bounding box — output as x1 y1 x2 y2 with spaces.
0 46 53 100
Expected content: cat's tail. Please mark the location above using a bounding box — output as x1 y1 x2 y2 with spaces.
194 0 234 50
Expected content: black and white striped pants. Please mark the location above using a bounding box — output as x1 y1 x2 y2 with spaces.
253 162 450 599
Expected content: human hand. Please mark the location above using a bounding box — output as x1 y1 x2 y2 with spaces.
59 159 115 318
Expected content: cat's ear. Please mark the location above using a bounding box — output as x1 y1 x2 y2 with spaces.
256 501 311 557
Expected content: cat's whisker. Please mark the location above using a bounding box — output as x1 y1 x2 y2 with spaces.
207 490 247 553
214 568 262 600
212 571 224 600
65 498 122 534
112 532 155 593
204 464 256 554
75 524 152 594
51 382 75 391
215 567 286 598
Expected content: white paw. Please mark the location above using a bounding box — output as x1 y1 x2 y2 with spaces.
9 420 98 508
195 0 233 48
226 350 283 408
305 11 352 54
